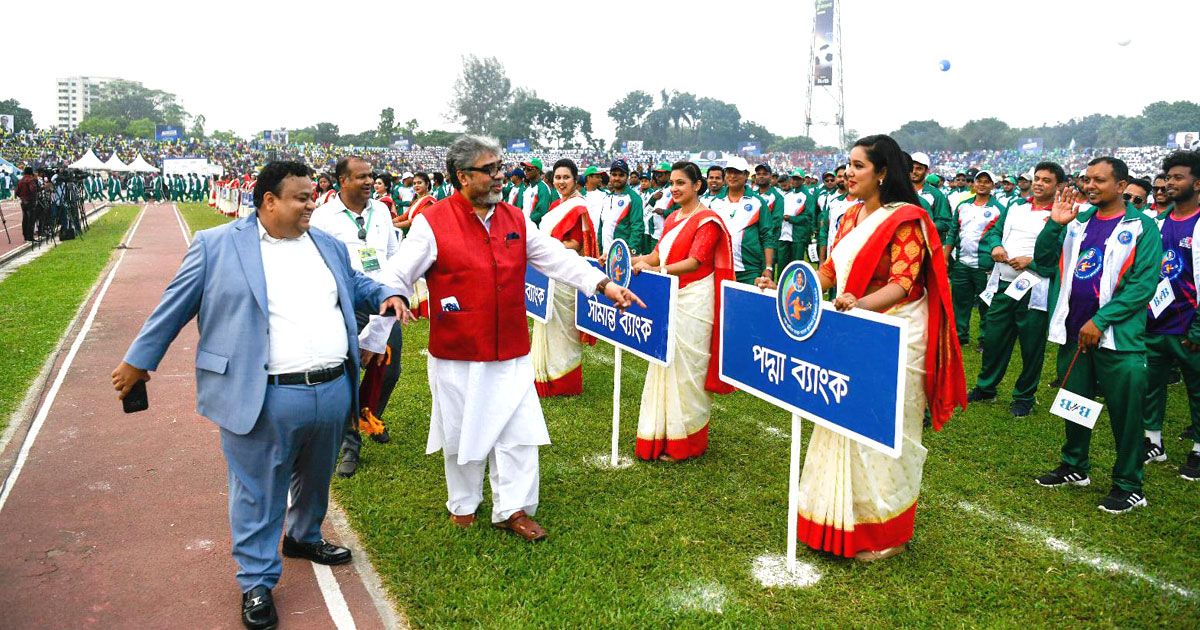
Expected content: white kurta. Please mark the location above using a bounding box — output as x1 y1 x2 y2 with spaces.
376 207 608 464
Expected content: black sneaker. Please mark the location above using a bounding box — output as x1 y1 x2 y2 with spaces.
1180 427 1199 442
1048 376 1063 388
1180 452 1200 481
966 388 996 403
1010 400 1034 417
1144 438 1167 464
1098 488 1147 514
1035 464 1090 488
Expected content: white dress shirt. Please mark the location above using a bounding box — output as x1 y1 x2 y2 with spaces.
258 220 348 374
308 195 399 281
358 206 609 353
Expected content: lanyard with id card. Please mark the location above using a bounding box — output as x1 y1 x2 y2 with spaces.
345 207 380 271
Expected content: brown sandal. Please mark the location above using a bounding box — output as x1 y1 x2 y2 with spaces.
493 510 547 542
449 512 476 528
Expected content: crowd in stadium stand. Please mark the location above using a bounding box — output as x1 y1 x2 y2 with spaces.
0 128 1175 183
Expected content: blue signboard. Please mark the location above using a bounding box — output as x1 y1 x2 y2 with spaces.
1018 137 1044 153
507 139 530 153
718 279 908 457
525 265 555 324
575 259 677 366
155 124 182 141
240 190 255 210
739 142 762 156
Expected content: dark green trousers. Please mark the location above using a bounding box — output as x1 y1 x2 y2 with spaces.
736 269 762 285
775 240 800 275
951 260 989 345
975 281 1048 403
1144 334 1200 436
1057 342 1146 493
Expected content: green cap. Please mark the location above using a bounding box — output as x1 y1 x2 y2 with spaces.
1004 175 1017 184
522 157 544 171
583 166 599 176
925 173 942 185
790 168 806 178
653 161 671 172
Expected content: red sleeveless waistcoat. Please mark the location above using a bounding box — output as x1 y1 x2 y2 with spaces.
423 191 531 361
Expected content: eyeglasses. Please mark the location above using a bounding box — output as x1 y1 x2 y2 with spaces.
461 161 504 177
1153 186 1167 193
354 215 366 241
1123 193 1145 206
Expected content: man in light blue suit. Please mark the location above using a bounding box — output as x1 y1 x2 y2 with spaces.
111 161 405 630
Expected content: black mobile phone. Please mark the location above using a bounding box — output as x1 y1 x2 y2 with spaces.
122 379 149 414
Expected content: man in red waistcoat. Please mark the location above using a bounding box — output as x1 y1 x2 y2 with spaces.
375 136 642 541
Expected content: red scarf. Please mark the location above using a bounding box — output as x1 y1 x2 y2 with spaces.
842 203 966 429
548 195 599 345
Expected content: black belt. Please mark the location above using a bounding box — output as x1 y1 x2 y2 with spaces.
267 364 344 386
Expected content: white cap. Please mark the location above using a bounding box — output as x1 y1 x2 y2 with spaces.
974 170 997 182
402 171 414 179
1018 169 1033 181
910 152 931 167
723 156 753 173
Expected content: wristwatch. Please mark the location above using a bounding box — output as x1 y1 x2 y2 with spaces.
596 278 612 293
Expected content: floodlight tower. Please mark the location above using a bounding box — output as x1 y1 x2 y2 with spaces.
804 0 845 148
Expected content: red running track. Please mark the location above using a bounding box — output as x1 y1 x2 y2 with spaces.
0 203 395 629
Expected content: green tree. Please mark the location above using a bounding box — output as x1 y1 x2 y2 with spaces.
210 130 241 143
85 80 191 133
608 90 653 138
378 107 396 145
959 118 1014 150
189 114 206 139
450 55 512 135
770 136 818 152
76 117 122 136
692 97 742 150
126 118 156 139
414 129 459 147
314 122 340 145
0 99 35 132
890 120 960 151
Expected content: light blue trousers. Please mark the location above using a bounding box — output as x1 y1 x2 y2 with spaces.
219 373 350 592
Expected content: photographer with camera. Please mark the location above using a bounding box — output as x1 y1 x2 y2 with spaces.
16 166 37 241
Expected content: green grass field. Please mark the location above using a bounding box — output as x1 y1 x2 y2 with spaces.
335 313 1200 627
176 202 234 235
0 206 138 433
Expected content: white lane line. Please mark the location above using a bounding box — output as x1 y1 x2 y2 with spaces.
171 203 191 246
958 500 1196 601
0 205 149 512
312 564 357 630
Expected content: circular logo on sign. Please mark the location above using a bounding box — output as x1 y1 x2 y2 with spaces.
776 261 823 341
744 203 753 211
1014 278 1031 291
1117 230 1133 244
1074 247 1103 280
606 239 632 289
1162 249 1182 280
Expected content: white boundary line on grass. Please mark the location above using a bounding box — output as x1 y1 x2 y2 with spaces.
958 500 1196 601
0 204 149 512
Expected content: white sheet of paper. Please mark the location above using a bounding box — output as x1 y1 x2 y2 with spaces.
979 288 995 307
807 243 818 261
1003 271 1039 301
1050 388 1103 429
1149 277 1175 318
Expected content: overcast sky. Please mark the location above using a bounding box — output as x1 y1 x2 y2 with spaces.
4 0 1193 146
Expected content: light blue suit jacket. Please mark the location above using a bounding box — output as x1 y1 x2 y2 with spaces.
124 213 396 435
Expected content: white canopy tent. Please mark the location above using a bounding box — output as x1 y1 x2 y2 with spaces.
101 152 132 172
69 149 108 171
126 154 160 173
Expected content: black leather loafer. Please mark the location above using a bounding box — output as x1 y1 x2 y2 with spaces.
282 536 352 565
241 585 277 630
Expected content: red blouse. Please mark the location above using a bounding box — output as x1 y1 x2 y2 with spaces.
819 204 927 304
